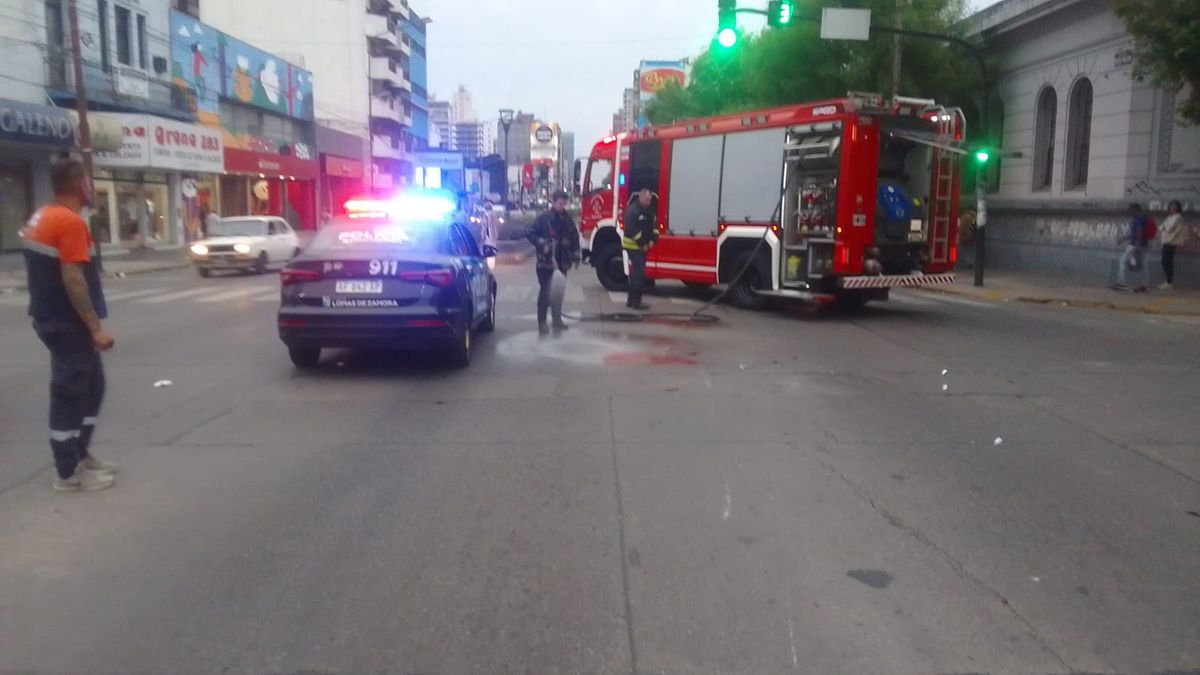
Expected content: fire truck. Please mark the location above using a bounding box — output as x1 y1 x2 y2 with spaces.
578 93 965 309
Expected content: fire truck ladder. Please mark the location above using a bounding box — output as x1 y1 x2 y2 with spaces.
927 107 965 265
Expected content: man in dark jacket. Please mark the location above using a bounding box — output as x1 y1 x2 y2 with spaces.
527 190 581 332
622 189 658 310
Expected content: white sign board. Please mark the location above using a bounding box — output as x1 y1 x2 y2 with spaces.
821 8 872 41
413 152 464 172
147 117 224 173
93 113 225 173
115 65 150 99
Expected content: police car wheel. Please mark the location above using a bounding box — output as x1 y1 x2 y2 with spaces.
448 317 472 368
479 288 497 334
594 244 628 291
288 346 321 369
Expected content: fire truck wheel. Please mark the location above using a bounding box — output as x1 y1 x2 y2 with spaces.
593 244 629 291
727 251 769 311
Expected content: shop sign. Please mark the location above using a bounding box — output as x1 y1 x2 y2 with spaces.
93 114 150 168
323 155 363 179
412 152 464 172
149 117 223 173
94 114 225 173
224 147 319 179
0 98 75 148
115 65 151 99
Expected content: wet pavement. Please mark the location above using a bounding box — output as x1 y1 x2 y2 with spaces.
0 263 1197 674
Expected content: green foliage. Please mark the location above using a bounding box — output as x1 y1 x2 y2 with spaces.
645 0 990 137
1114 0 1200 125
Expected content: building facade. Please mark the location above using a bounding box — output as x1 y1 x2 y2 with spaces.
969 0 1199 284
402 13 430 149
42 0 218 250
191 0 423 191
428 100 452 151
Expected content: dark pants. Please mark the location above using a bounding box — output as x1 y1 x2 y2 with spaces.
536 267 565 326
1162 244 1177 284
35 324 105 479
626 249 647 306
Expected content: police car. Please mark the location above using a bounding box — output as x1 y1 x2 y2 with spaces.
277 192 497 369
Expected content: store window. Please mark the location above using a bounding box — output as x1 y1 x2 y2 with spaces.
0 162 33 252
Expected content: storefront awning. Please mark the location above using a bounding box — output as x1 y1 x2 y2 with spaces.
0 98 75 149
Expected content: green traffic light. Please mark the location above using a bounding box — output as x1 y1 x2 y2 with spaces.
717 27 738 48
975 150 990 163
779 2 793 24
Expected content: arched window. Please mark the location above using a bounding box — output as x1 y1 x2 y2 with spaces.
1065 78 1093 190
1032 86 1057 191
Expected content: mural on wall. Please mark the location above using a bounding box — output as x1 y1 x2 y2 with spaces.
224 36 290 117
169 11 221 125
291 68 313 121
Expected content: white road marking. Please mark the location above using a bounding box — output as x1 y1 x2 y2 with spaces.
788 618 799 669
101 288 169 302
133 287 215 303
195 288 271 303
722 482 732 521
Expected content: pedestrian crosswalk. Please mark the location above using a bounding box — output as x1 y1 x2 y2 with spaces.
0 282 997 311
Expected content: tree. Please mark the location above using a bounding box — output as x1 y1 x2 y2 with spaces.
1114 0 1200 124
645 0 988 137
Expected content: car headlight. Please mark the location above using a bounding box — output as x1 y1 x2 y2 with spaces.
234 243 252 254
190 244 209 255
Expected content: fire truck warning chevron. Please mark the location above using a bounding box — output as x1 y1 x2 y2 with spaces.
579 94 964 309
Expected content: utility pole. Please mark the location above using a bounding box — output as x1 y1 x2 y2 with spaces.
67 0 101 271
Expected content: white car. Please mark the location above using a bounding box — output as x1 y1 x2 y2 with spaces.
189 216 302 277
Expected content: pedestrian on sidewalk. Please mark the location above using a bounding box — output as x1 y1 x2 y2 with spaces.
21 159 118 492
480 193 501 272
623 189 658 310
1113 202 1152 293
1159 200 1186 290
527 190 580 333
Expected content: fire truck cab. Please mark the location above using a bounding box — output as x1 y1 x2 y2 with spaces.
578 93 965 309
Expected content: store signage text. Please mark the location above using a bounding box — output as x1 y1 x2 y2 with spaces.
0 98 75 148
93 113 225 173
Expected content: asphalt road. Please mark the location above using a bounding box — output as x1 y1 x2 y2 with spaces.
0 262 1197 675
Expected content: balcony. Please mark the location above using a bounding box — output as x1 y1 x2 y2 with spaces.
388 0 410 20
369 57 406 89
372 135 404 160
370 95 403 124
365 13 398 47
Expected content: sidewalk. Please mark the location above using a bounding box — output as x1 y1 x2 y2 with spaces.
0 247 190 292
924 269 1200 317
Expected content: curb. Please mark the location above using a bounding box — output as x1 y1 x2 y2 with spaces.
926 285 1200 317
0 261 190 294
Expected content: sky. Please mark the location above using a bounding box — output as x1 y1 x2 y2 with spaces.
423 0 1004 157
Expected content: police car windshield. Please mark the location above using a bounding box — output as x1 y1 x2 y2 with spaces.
312 219 449 253
211 220 267 237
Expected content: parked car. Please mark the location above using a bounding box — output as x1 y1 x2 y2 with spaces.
189 216 301 276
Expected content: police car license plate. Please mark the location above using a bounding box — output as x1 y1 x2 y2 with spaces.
335 280 383 294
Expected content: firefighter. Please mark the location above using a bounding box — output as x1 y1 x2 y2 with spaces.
622 188 658 310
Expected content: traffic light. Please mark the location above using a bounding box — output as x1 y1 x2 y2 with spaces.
974 148 991 164
717 0 738 49
767 0 795 27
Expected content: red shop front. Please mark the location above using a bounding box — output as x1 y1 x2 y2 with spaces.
321 155 364 219
221 148 320 231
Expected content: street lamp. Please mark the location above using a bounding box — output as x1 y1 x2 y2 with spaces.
499 108 514 203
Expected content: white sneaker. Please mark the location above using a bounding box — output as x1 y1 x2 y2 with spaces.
1158 282 1173 291
80 455 119 475
53 466 115 492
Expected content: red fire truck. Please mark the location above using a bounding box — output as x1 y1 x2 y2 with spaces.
578 93 965 309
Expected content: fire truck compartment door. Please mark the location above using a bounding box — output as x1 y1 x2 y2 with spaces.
668 135 725 234
720 128 788 223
